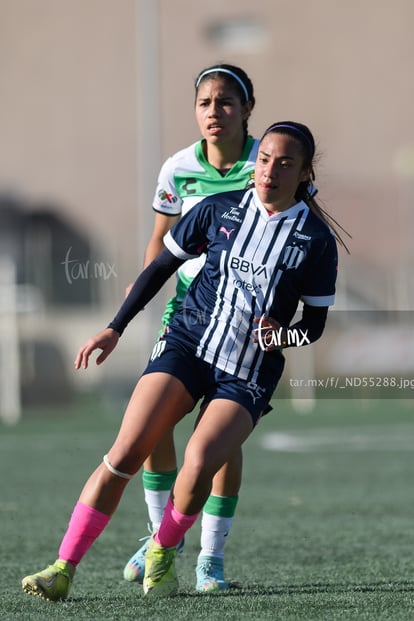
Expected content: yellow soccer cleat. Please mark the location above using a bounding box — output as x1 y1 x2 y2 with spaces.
143 536 178 597
22 559 75 601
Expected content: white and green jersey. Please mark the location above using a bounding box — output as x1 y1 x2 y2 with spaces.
152 136 258 329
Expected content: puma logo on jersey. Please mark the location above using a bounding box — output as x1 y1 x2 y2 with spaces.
219 226 236 240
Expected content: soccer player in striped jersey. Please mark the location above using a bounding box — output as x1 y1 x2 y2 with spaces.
123 65 258 591
22 121 347 601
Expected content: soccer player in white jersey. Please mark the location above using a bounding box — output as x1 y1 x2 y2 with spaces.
122 64 258 591
22 121 349 601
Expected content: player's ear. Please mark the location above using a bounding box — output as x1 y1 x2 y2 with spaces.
242 100 253 120
299 166 312 184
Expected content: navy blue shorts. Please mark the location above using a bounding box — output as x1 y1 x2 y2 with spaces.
142 334 282 426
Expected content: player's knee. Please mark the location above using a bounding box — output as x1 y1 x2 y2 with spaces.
183 446 219 488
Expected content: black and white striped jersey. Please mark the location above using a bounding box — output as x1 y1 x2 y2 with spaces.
163 187 337 382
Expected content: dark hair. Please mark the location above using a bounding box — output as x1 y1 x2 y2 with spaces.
195 63 255 138
261 121 351 253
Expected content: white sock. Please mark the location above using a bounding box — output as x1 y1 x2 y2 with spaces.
144 488 170 531
199 512 234 560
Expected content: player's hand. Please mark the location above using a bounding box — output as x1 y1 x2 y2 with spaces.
252 315 285 351
74 328 120 370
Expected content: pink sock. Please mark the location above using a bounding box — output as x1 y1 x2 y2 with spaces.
58 502 111 566
155 497 199 548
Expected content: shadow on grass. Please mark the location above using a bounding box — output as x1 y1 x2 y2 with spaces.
169 579 414 597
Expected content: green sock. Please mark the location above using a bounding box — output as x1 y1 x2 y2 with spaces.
142 469 177 530
203 494 238 518
142 469 177 491
200 495 239 559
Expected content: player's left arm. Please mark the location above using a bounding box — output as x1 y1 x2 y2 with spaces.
253 233 337 351
252 305 328 351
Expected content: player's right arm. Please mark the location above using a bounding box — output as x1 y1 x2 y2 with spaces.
143 211 180 267
144 154 182 267
124 212 179 297
126 154 181 296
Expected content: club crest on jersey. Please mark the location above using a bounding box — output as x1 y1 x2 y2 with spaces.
245 172 255 188
282 245 305 270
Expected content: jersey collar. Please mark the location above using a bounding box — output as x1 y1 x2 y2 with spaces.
252 188 307 221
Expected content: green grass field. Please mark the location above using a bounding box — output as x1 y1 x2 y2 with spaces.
1 394 414 620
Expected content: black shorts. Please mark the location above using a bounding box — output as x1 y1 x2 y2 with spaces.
142 334 282 426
